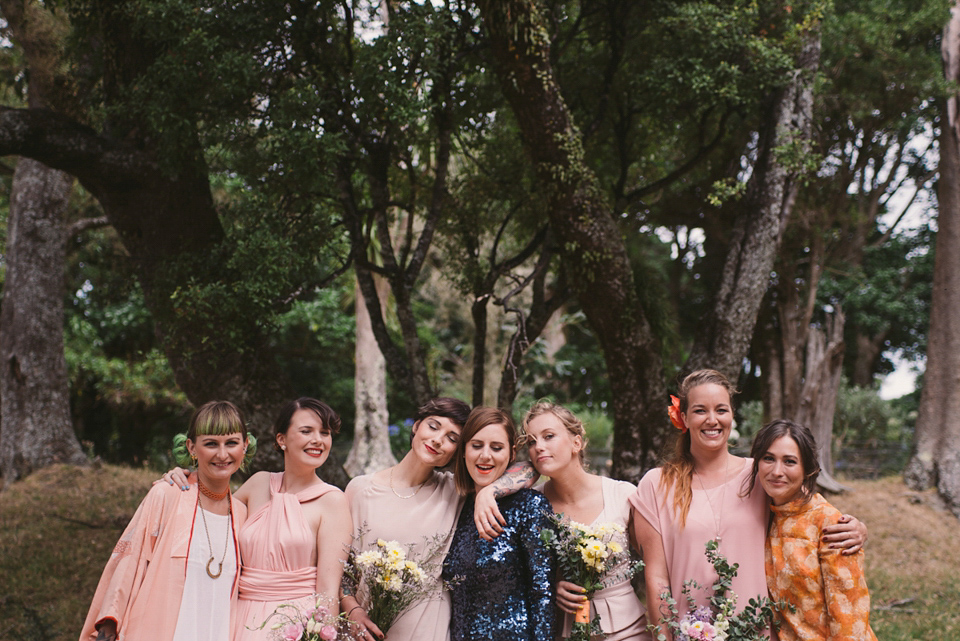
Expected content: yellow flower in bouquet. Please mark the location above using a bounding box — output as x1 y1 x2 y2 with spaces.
343 537 438 634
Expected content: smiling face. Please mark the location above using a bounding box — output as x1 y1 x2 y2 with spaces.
758 435 807 505
684 383 734 456
525 412 582 477
411 415 462 467
188 432 246 485
276 408 332 469
464 423 513 490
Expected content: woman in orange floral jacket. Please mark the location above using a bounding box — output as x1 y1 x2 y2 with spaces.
745 419 878 641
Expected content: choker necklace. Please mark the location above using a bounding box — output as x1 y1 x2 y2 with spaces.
390 468 426 500
198 479 229 501
197 492 232 579
695 455 729 544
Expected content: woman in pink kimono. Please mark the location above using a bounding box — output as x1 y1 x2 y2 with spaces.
80 400 254 641
522 401 650 641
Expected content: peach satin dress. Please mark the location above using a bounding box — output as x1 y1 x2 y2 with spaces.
233 472 339 641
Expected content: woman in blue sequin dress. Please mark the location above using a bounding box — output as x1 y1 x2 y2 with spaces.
442 406 556 641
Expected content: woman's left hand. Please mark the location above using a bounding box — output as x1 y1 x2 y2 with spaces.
556 580 589 614
474 485 506 541
822 514 867 554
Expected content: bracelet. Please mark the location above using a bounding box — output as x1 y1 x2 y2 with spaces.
347 605 362 618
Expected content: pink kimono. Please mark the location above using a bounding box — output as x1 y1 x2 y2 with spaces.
79 482 246 641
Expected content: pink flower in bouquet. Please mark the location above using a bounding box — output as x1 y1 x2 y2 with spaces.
280 622 304 641
307 605 329 620
319 624 338 640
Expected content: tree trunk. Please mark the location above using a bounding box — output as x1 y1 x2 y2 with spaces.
478 0 667 482
0 158 87 481
905 1 960 517
0 0 87 482
345 275 395 477
686 26 822 383
795 309 848 493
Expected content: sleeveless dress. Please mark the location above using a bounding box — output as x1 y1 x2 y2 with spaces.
558 477 650 641
233 472 339 641
345 470 463 641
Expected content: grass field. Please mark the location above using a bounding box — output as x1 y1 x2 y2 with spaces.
0 464 956 640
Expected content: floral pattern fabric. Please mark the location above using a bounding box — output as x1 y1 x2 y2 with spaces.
765 493 878 641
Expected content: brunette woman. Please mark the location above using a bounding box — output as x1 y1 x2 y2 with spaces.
748 420 878 641
442 406 555 641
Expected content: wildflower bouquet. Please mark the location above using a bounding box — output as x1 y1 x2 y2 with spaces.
341 538 433 634
256 594 347 641
540 513 643 641
652 539 787 641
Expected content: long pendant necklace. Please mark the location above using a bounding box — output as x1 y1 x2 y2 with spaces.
390 468 426 499
197 490 231 579
695 455 729 544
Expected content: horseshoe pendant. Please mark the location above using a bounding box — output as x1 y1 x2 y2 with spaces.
206 556 223 579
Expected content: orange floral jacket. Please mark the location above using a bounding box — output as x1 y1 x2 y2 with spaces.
765 493 878 641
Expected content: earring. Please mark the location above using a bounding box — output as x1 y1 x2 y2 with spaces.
190 453 198 465
281 445 286 451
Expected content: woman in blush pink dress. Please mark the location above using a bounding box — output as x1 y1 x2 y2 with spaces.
522 401 650 641
232 398 352 641
630 370 867 640
343 398 537 641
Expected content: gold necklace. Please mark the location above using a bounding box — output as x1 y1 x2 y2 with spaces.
390 468 426 499
695 456 729 544
197 492 231 579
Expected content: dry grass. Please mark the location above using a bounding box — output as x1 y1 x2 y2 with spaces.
831 476 960 640
0 466 956 641
0 464 156 641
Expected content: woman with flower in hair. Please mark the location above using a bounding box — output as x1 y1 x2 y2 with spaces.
630 370 867 640
80 400 254 641
522 401 649 641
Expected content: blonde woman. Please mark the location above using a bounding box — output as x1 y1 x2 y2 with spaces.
523 401 649 641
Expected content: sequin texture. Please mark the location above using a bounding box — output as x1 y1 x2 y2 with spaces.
442 489 556 641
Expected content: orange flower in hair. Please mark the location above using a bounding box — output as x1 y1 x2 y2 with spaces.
668 395 686 432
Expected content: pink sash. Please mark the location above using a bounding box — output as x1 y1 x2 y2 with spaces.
238 565 315 601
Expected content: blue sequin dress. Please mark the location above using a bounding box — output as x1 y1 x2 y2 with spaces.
442 489 556 641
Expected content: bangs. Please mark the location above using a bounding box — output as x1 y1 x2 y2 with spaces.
190 401 246 439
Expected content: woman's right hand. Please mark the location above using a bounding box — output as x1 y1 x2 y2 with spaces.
556 580 589 614
95 620 117 641
346 606 385 641
152 467 192 491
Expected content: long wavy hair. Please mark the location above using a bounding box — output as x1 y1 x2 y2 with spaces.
659 369 738 528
